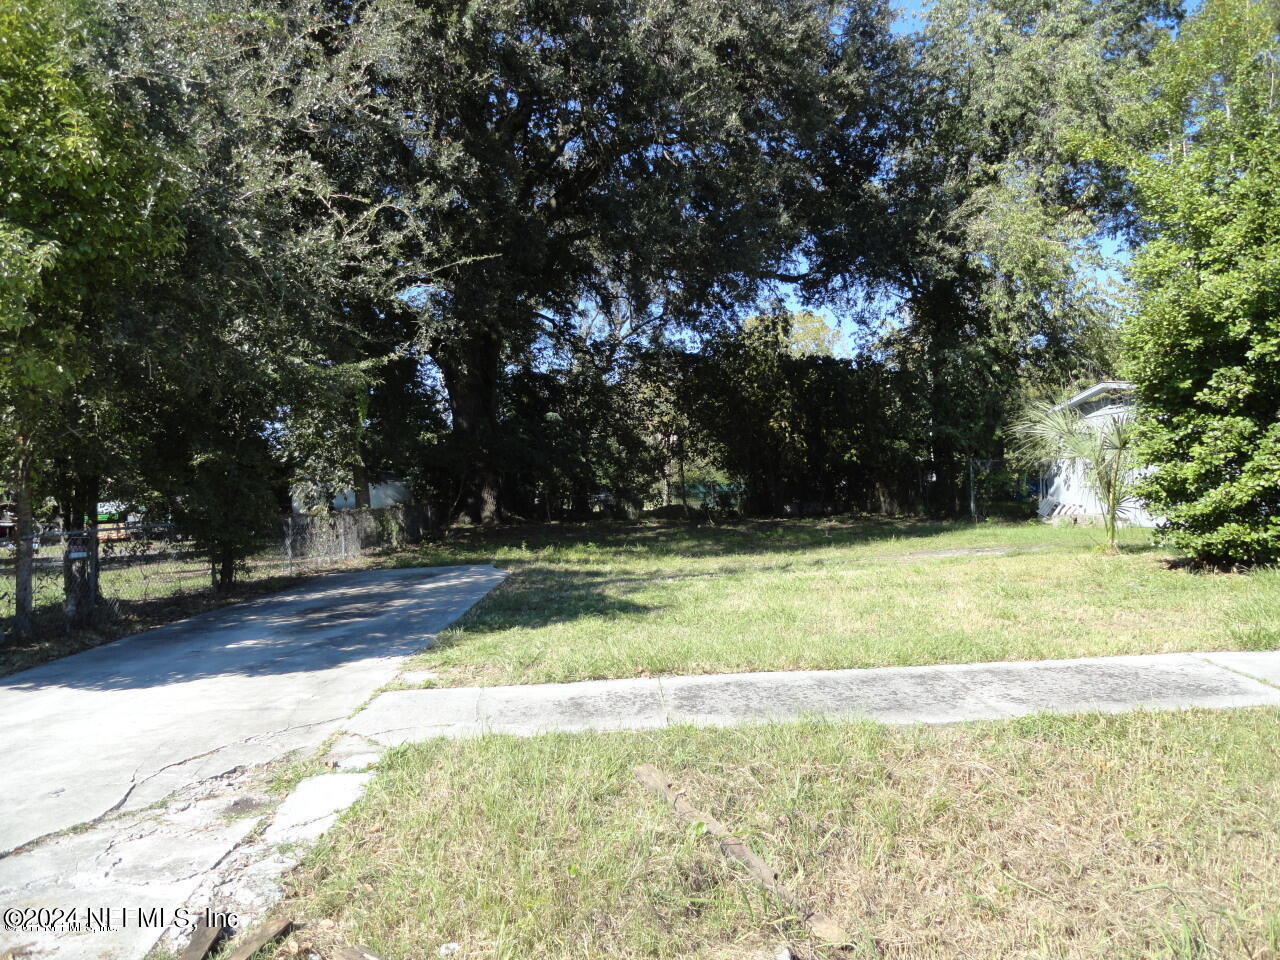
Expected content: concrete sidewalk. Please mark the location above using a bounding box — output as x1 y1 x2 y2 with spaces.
6 641 1278 960
341 650 1280 749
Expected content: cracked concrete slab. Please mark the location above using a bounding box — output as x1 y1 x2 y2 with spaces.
344 687 485 744
0 765 376 960
0 767 270 960
0 564 504 960
147 774 375 959
0 564 505 854
326 733 385 771
327 732 382 759
1198 651 1280 688
333 752 382 772
262 773 372 846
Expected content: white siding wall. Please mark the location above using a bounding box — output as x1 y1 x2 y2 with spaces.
1038 459 1157 527
293 480 412 513
329 481 411 510
1036 399 1158 528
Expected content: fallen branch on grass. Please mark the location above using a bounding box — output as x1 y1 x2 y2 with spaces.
633 764 851 947
176 918 226 960
220 916 294 960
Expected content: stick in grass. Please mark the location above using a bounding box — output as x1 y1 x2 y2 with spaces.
220 916 294 960
175 917 226 960
633 764 851 946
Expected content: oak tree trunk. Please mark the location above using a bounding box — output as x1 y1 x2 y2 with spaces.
212 550 236 593
352 458 371 509
435 330 503 525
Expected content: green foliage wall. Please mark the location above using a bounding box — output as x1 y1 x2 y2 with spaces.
0 0 178 447
13 0 1271 564
1121 0 1280 565
681 316 928 516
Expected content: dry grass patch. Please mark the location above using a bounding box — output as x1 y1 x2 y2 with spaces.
279 708 1280 960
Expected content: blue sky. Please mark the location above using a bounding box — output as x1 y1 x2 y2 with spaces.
889 0 930 34
793 0 1137 352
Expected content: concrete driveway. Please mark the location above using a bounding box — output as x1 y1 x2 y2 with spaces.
0 564 505 855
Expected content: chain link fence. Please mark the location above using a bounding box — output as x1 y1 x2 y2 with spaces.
2 503 436 646
967 458 1039 520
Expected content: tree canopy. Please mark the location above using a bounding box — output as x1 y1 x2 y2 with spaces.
4 0 1276 644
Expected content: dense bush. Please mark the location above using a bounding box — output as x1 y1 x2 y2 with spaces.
1122 0 1280 566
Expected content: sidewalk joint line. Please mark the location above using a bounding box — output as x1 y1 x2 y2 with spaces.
1193 654 1280 691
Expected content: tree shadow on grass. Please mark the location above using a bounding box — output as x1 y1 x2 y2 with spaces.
0 517 994 689
411 517 989 656
432 566 664 639
408 515 971 567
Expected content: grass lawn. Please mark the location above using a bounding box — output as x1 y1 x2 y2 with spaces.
397 518 1280 687
278 708 1280 960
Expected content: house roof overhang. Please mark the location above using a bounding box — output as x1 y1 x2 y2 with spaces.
1054 380 1135 412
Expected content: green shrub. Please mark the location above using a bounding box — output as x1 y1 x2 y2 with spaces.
1121 0 1280 566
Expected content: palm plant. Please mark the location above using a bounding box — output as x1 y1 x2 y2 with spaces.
1013 398 1140 551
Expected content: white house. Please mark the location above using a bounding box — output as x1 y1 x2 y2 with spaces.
291 479 412 513
329 480 412 511
1037 380 1157 528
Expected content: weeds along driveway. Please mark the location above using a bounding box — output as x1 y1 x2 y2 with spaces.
0 565 505 854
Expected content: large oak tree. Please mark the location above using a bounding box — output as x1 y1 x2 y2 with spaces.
330 0 901 521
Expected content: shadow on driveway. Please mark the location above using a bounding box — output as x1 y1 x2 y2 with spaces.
0 566 505 693
0 564 506 854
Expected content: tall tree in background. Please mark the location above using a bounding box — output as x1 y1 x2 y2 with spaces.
828 0 1179 513
1 0 179 636
376 0 899 522
51 0 415 589
1116 0 1280 566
